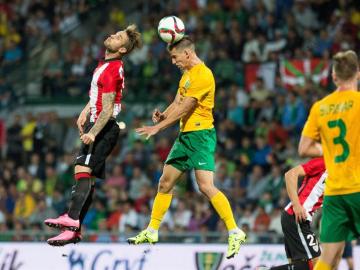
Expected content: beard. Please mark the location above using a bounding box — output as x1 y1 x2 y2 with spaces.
106 47 118 54
104 39 118 54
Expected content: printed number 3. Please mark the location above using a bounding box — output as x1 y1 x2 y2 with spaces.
327 119 350 163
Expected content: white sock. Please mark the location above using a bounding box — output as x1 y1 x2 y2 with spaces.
147 227 158 234
228 228 242 235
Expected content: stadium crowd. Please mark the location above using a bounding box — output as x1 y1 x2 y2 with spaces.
0 0 359 243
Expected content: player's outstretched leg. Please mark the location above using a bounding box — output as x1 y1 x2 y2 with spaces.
196 170 246 259
212 191 246 258
45 171 94 246
210 191 246 258
128 165 182 245
127 192 171 244
47 231 82 246
127 229 159 245
44 213 80 231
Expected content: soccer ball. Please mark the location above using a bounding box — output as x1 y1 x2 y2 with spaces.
157 16 185 44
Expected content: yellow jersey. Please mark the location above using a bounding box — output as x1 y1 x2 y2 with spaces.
177 62 215 132
302 90 360 195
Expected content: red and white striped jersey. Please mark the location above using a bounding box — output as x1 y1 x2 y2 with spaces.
285 157 327 222
89 58 124 123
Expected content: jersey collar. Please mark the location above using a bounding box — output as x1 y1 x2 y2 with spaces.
103 57 122 62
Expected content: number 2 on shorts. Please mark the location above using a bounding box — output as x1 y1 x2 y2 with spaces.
327 119 349 163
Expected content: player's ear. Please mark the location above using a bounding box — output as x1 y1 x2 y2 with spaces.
332 69 337 84
118 47 127 54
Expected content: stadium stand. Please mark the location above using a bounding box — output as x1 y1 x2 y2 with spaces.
0 0 359 243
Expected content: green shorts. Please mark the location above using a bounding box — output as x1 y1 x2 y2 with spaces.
320 192 360 243
165 128 216 172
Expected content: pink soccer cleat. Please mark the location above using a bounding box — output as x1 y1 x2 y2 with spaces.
44 214 80 232
47 230 82 246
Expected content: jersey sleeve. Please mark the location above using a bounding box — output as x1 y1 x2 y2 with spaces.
184 71 211 101
301 157 325 176
102 65 122 93
301 102 320 140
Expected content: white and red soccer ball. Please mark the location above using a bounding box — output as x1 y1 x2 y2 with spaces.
158 16 185 44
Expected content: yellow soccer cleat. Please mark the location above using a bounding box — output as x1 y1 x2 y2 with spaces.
226 230 247 259
127 229 158 245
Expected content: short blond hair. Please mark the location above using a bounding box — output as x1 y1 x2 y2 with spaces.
333 50 359 82
167 36 195 52
124 24 142 54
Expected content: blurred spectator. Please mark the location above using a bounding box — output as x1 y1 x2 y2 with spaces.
6 114 23 163
28 199 56 226
106 164 127 188
128 166 151 200
1 0 360 243
118 200 138 233
21 113 36 160
281 91 306 135
14 191 36 220
253 206 271 232
42 50 64 97
246 165 269 201
173 200 192 229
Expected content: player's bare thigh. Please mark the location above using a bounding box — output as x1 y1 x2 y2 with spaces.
157 164 183 193
320 242 345 268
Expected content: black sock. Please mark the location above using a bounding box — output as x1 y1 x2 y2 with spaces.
271 260 312 270
79 184 95 227
68 173 92 220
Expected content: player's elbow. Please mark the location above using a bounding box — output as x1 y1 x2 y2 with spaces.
298 144 308 158
284 169 294 183
285 165 303 183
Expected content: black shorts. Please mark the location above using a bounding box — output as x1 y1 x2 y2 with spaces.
342 241 353 258
75 119 119 179
281 211 321 261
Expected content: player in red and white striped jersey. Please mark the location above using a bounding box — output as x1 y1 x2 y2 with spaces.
44 25 142 246
261 157 326 270
284 157 326 223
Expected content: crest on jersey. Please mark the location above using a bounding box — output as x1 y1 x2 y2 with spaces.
195 252 223 270
184 79 190 90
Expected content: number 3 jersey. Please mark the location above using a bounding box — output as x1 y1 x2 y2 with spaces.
302 90 360 195
89 58 124 123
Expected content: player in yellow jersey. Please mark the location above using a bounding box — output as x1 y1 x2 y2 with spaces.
127 37 246 258
298 50 360 270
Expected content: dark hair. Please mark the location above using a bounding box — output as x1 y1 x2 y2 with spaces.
124 24 142 55
167 36 195 52
333 50 359 81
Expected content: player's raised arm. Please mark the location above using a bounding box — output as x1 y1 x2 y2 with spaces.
156 96 197 130
136 96 197 139
284 165 307 223
162 93 181 117
152 93 181 123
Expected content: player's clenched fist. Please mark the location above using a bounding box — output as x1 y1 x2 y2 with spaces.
81 133 95 145
152 108 165 123
77 112 87 136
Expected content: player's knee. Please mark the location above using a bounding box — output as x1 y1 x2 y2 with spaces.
198 182 212 196
158 177 173 193
75 165 91 174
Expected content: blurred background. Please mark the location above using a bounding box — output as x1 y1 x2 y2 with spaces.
0 0 359 247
